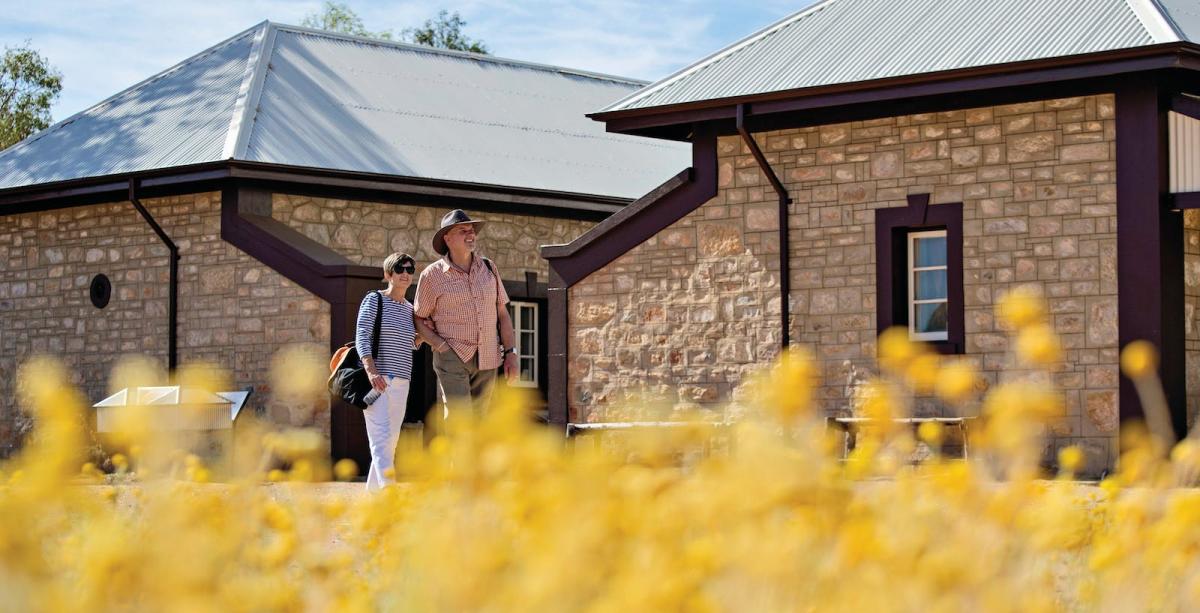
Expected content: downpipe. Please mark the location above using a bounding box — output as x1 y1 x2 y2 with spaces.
736 104 793 349
128 178 180 371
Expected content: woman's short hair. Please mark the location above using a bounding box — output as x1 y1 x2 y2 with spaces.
382 252 415 277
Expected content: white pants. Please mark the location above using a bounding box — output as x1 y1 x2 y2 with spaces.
363 376 410 491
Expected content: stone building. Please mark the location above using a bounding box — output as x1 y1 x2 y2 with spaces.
542 0 1200 473
0 22 689 467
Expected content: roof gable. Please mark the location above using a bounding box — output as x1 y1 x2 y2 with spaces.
242 26 686 198
0 25 258 190
0 22 688 200
600 0 1193 115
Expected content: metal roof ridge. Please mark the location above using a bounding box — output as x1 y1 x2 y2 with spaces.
595 0 840 115
222 22 277 160
268 21 650 87
1127 0 1185 41
1144 0 1190 41
0 22 265 160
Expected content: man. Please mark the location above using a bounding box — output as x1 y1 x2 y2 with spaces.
414 210 518 421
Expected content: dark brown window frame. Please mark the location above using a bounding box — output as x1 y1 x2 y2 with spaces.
874 194 964 355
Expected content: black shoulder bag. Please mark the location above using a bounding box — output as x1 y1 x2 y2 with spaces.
328 291 383 409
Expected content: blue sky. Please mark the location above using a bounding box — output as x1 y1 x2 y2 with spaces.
2 1 814 121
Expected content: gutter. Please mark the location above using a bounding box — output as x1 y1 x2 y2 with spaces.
128 178 180 371
736 104 792 349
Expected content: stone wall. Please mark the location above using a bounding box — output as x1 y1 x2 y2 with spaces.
0 192 329 456
569 94 1120 466
1186 210 1200 431
271 195 594 282
566 194 782 421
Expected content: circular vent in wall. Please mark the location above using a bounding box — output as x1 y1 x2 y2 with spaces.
90 274 111 309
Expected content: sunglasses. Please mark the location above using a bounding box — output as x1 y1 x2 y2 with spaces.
392 263 416 274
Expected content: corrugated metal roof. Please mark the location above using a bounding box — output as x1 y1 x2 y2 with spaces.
0 22 689 200
243 26 686 198
0 25 258 190
601 0 1194 114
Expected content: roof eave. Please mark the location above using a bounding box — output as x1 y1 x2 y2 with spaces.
590 41 1200 138
0 161 632 218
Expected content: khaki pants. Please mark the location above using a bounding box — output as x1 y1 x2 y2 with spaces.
432 349 496 422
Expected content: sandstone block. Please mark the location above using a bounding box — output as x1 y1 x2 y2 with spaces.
1086 297 1118 347
904 142 937 162
718 162 734 187
788 166 830 182
745 207 778 231
1060 142 1109 163
1085 390 1118 433
697 222 744 257
573 300 617 325
660 228 696 248
870 151 901 178
1007 132 1056 162
820 125 850 146
950 146 981 167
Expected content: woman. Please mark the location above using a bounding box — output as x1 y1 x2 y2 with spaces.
356 252 421 491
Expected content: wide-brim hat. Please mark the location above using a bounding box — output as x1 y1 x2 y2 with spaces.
432 209 486 256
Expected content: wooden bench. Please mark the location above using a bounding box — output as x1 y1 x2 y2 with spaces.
825 416 975 459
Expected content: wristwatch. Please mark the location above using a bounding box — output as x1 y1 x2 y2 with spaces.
501 346 516 358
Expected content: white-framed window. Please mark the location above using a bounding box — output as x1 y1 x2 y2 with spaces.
907 230 949 341
506 301 539 388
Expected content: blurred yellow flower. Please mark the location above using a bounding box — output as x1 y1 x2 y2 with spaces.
935 360 980 405
878 326 921 373
996 285 1046 329
0 342 1196 611
333 459 359 482
1120 340 1158 380
917 421 944 447
1015 324 1063 367
1058 446 1085 474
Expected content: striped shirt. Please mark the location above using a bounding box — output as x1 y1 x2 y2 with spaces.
414 255 509 370
355 292 416 380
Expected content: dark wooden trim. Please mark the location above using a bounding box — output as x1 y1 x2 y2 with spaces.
227 161 625 220
128 179 181 372
0 164 232 213
546 283 568 426
1116 78 1187 439
604 75 1130 143
593 43 1200 135
541 125 717 287
222 185 385 470
1 160 629 220
736 103 792 349
1171 93 1200 121
542 127 717 427
541 169 693 259
735 105 790 206
1169 192 1200 210
874 195 965 355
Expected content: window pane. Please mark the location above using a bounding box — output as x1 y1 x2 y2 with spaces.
914 302 948 334
914 270 948 301
914 236 947 268
521 332 535 354
520 305 534 330
520 358 535 382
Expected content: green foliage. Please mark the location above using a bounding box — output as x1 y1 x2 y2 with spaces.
0 43 63 151
301 1 395 39
400 10 488 54
301 3 488 54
